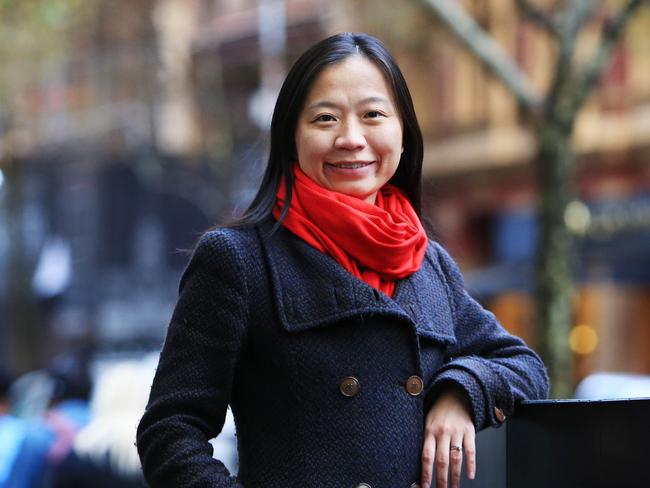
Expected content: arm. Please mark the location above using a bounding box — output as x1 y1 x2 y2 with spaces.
136 230 248 487
426 242 549 430
421 243 549 488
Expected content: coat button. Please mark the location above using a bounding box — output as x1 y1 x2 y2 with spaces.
494 406 506 422
340 376 360 397
356 484 371 488
405 375 424 396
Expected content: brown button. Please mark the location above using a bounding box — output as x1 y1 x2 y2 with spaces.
340 376 360 397
405 375 424 396
494 406 506 423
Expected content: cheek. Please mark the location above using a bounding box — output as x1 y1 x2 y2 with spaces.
372 122 402 156
374 133 403 162
296 132 328 161
296 136 328 179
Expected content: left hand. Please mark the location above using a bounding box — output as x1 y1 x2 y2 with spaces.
420 385 476 488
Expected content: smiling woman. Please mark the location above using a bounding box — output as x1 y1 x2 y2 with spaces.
136 33 549 488
294 56 403 203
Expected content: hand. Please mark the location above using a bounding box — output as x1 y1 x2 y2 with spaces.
420 385 476 488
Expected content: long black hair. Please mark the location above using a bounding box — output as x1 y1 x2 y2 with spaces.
232 32 424 230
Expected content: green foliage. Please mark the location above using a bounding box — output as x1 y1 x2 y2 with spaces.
0 0 95 58
0 0 98 112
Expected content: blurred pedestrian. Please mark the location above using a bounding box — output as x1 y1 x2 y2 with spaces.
51 360 149 488
0 367 52 488
44 353 92 467
0 366 20 487
137 32 549 488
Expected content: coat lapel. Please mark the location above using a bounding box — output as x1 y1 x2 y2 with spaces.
259 225 456 346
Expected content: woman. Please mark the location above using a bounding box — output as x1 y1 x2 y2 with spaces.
137 33 548 488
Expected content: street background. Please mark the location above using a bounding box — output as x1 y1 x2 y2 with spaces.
0 0 649 484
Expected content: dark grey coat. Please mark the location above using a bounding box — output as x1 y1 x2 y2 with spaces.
136 222 548 487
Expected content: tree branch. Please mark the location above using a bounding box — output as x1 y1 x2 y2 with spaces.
563 0 599 41
515 0 559 37
569 0 646 112
416 0 544 113
545 0 598 122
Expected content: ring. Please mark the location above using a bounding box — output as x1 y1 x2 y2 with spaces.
450 445 463 452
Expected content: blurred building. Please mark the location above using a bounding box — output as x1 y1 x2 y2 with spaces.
0 0 222 370
0 0 648 389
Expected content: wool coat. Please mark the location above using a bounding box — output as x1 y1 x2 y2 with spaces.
136 221 549 488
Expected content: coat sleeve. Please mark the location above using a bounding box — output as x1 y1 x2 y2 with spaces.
136 230 248 487
426 242 549 431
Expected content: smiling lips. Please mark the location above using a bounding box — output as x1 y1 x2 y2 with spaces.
326 161 375 169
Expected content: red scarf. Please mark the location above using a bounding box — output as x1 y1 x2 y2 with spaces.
273 165 427 297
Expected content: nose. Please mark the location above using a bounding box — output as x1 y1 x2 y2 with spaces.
334 121 366 150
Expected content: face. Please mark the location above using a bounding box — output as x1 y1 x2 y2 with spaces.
294 55 403 204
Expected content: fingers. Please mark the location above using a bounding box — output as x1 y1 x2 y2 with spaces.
421 429 454 488
464 429 477 480
420 433 436 488
434 436 451 488
421 388 476 488
448 436 463 488
421 429 476 488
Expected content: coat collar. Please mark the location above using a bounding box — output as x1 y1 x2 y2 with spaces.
259 224 456 345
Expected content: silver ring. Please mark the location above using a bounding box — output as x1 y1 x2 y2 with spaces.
450 445 463 452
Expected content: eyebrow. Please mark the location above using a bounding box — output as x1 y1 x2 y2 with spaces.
306 96 391 111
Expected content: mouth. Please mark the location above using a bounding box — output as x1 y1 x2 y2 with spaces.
326 161 375 169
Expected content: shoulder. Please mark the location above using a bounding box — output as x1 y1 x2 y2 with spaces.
195 225 259 252
425 240 464 283
425 239 458 274
179 225 263 292
425 239 454 264
192 225 262 265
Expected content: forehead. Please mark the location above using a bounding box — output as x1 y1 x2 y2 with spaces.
304 55 395 103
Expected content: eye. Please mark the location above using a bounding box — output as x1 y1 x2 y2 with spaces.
314 114 336 122
365 110 385 119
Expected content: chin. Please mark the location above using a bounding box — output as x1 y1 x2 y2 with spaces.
337 187 376 202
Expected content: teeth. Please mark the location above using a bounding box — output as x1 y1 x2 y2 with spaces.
336 162 369 169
